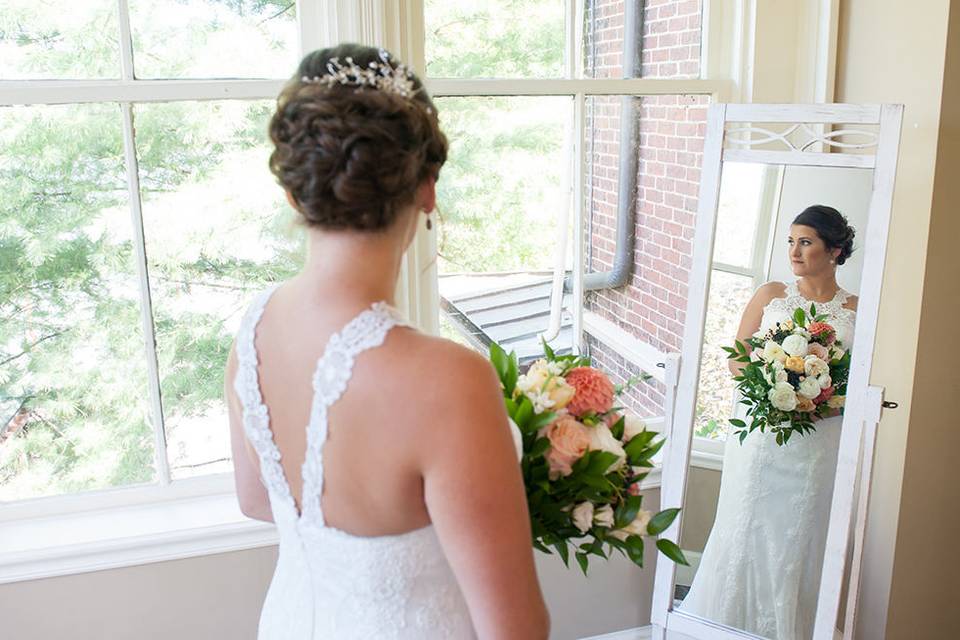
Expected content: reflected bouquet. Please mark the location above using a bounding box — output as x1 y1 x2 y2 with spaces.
725 303 851 445
489 341 687 574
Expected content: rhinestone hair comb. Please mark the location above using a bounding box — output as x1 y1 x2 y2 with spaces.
301 48 420 100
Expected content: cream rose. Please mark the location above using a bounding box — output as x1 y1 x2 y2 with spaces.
762 340 788 363
589 423 627 472
571 501 594 534
782 334 809 358
593 504 615 528
798 376 823 400
818 374 832 390
804 355 830 378
768 382 798 411
623 415 648 442
611 509 653 541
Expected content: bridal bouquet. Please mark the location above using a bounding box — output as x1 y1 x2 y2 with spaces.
489 341 687 574
724 303 851 445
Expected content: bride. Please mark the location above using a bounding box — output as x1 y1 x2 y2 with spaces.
223 44 549 639
679 205 859 640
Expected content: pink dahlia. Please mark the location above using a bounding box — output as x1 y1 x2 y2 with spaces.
564 367 615 417
808 321 836 345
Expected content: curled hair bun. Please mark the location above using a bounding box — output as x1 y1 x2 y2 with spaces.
268 44 448 231
792 204 856 265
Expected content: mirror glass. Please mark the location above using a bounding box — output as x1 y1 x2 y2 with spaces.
671 161 873 639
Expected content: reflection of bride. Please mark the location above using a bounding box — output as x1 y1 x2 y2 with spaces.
679 205 858 640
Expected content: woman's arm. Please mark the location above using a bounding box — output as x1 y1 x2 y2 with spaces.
417 344 549 640
225 344 274 523
727 283 783 377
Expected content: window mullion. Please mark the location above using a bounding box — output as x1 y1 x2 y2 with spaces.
120 103 171 486
116 0 135 81
572 91 586 354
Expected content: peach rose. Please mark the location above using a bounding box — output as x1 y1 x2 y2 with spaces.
796 396 816 412
785 356 806 374
539 415 592 479
807 342 830 362
565 367 615 417
808 321 836 344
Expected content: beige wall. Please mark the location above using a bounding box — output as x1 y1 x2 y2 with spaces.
679 467 721 553
0 547 278 639
0 491 663 640
836 1 959 638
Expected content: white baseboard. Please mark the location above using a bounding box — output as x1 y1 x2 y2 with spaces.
580 626 652 640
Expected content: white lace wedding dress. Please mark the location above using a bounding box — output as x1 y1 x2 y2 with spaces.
233 286 476 639
679 281 856 640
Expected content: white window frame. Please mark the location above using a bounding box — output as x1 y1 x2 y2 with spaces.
0 0 734 583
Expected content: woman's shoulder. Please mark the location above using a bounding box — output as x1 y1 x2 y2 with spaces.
396 331 498 385
751 281 789 306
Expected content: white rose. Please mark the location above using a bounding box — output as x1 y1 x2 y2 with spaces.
589 424 627 472
623 415 647 442
762 340 788 363
798 376 822 399
768 382 798 411
593 504 615 528
782 334 809 358
818 374 832 390
804 355 830 377
571 501 594 534
611 509 653 541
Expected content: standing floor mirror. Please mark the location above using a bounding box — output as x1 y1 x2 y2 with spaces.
650 104 903 640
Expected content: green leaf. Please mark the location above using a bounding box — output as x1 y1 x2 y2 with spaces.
610 415 625 440
615 494 642 529
530 437 551 458
541 336 556 360
505 351 519 397
646 508 681 536
514 396 534 431
793 307 807 327
625 534 645 567
656 539 689 566
552 540 570 567
528 411 558 432
489 342 510 387
586 451 620 476
728 418 747 428
575 552 589 575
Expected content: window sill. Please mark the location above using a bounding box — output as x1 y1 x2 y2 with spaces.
0 489 277 584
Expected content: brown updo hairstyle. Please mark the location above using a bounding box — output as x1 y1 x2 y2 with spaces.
268 44 448 231
792 204 856 265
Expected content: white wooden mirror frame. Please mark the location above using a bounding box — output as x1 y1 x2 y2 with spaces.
649 103 904 640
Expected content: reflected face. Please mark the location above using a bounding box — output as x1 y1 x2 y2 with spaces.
788 224 839 276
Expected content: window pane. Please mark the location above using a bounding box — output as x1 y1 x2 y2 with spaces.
435 96 574 363
714 161 768 268
425 0 565 79
0 0 120 79
0 104 155 501
583 94 709 417
135 100 301 479
694 270 754 440
583 0 703 79
128 0 298 79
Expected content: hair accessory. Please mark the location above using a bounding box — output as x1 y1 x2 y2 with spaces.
301 49 419 99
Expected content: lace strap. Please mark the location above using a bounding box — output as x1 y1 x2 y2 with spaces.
232 284 297 511
300 303 411 526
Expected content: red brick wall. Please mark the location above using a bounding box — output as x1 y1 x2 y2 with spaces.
584 0 705 417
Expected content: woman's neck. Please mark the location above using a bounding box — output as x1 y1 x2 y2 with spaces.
294 226 409 307
797 272 840 302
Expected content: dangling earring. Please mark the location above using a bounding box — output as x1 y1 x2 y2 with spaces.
425 213 433 231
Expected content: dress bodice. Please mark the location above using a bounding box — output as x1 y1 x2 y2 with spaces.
759 280 856 349
233 285 475 639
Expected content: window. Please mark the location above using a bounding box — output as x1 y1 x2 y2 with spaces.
426 0 722 423
1 2 300 503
